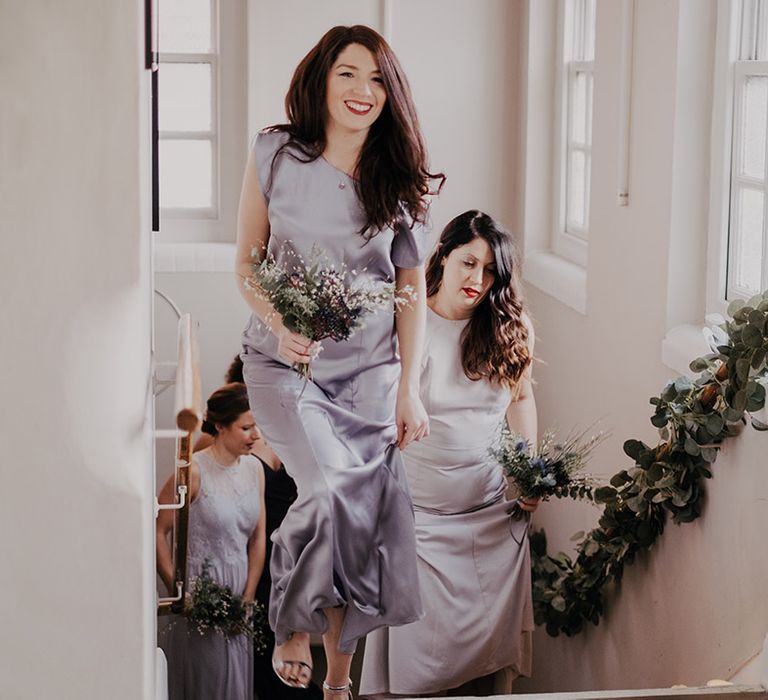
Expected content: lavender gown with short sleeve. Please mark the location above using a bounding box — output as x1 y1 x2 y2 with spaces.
240 129 427 654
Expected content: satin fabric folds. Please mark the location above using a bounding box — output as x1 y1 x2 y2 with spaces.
241 129 429 654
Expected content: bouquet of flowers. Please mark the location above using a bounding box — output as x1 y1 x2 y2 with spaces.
246 245 415 379
183 560 267 651
490 425 606 518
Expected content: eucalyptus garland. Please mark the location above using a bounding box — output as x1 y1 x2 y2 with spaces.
531 292 768 637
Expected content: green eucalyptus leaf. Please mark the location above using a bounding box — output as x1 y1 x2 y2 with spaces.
684 436 700 456
736 358 751 381
647 462 664 482
623 439 645 461
650 412 669 428
705 414 724 435
748 309 765 325
734 308 752 322
724 406 744 422
752 348 767 370
700 447 718 463
747 382 766 412
727 298 746 316
743 324 763 348
610 471 632 487
689 357 709 373
583 540 600 557
733 389 748 412
594 486 618 503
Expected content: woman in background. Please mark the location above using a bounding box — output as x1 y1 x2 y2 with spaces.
194 356 324 698
157 383 266 700
361 210 538 698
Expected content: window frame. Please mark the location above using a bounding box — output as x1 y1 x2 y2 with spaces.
708 0 768 312
158 0 246 244
551 0 595 268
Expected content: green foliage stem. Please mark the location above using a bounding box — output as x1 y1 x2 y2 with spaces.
531 292 768 637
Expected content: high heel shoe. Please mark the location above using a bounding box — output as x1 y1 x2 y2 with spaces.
271 645 313 689
322 678 353 698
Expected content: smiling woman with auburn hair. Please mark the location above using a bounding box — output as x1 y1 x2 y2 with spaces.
234 24 443 700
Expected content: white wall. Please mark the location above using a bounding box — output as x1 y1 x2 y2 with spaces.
0 2 155 698
514 0 768 692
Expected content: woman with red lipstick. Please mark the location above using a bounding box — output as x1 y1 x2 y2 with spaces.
361 211 538 697
157 383 266 700
234 25 443 700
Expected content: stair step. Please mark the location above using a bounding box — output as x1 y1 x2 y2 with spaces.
429 684 767 700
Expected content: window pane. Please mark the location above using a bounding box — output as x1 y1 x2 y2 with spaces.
160 140 213 209
571 71 588 144
741 76 768 178
159 63 212 132
567 150 586 230
733 187 764 293
160 0 212 53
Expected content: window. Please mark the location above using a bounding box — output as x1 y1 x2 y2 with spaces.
727 0 768 299
159 0 217 216
554 0 596 266
157 0 246 243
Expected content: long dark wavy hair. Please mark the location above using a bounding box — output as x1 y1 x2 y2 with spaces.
425 211 532 390
266 24 444 238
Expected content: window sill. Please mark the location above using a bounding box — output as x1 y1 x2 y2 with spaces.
154 242 236 273
661 324 710 377
523 250 587 315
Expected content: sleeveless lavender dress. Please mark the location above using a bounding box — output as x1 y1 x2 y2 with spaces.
360 308 534 696
159 451 262 700
240 130 428 654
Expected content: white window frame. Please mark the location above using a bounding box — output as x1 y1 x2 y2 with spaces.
707 0 768 312
159 50 220 221
552 0 595 268
521 0 588 316
158 0 247 244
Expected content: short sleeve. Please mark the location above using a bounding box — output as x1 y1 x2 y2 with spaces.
390 208 434 268
252 129 291 203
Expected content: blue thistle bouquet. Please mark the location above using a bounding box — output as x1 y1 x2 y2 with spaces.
491 426 605 518
246 245 415 379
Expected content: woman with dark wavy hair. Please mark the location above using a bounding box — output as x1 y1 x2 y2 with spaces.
234 25 443 700
361 211 539 697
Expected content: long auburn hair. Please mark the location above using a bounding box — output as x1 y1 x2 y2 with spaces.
266 25 444 238
425 211 532 390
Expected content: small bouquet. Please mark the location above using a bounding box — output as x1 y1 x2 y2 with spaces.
183 560 267 651
246 245 416 379
490 425 606 519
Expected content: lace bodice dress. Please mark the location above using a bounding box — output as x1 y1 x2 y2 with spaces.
159 452 262 700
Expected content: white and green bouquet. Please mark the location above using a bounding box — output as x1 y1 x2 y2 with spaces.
246 245 415 379
183 560 267 650
491 426 606 518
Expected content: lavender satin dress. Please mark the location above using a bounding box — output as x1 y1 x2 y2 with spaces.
240 130 428 654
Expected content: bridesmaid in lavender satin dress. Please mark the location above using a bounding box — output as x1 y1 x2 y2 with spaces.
361 211 539 698
234 25 443 700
